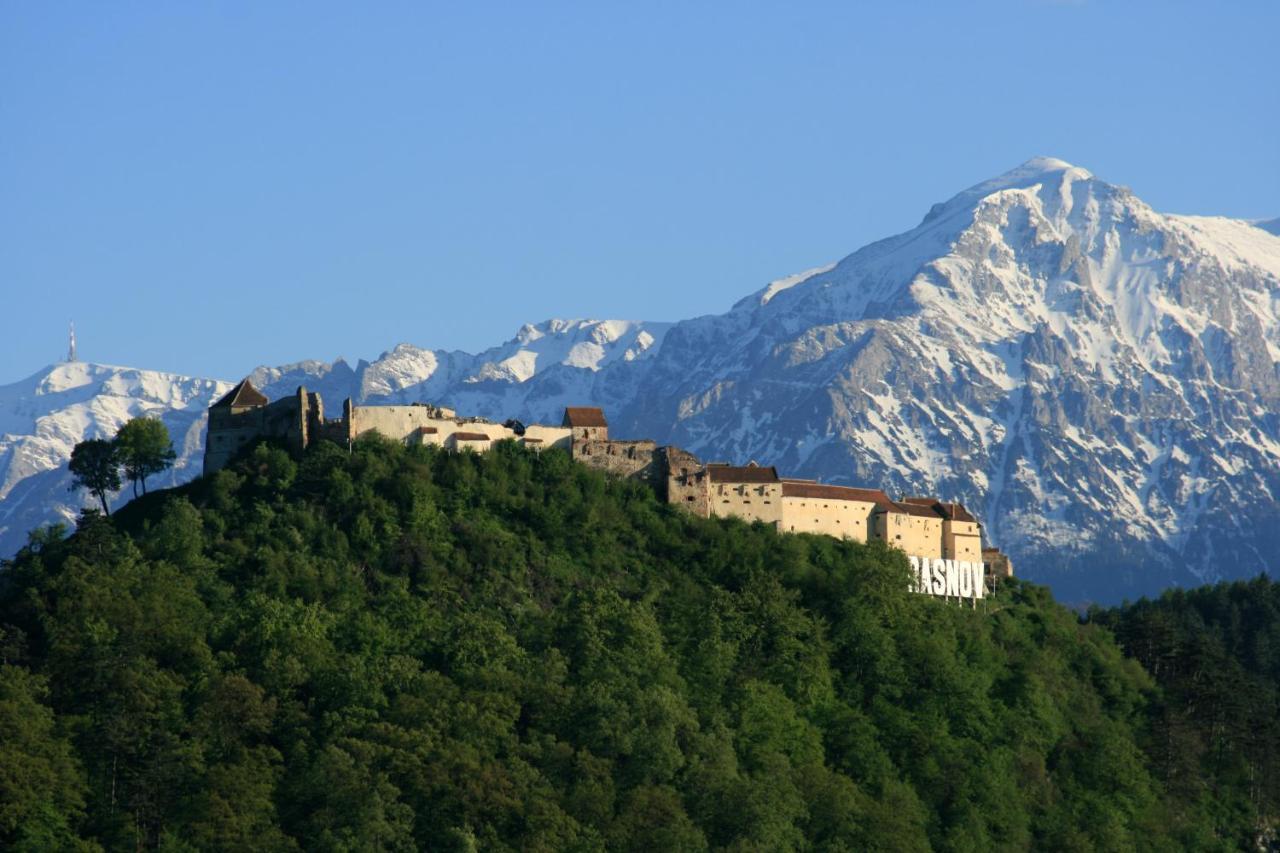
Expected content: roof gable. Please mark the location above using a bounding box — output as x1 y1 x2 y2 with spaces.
212 379 269 409
563 407 608 427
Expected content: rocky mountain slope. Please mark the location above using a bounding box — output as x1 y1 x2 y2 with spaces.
616 159 1280 601
4 159 1278 603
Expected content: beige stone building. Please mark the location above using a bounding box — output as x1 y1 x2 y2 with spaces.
781 481 895 542
705 464 784 526
202 384 1012 586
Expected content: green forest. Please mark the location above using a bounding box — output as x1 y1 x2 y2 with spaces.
1 436 1277 850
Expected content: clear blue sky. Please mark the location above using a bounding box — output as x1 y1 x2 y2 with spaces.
3 2 1277 383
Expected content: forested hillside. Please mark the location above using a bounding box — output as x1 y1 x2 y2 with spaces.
0 437 1271 850
1091 579 1280 845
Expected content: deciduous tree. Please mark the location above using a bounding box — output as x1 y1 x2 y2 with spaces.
114 417 176 497
67 438 121 516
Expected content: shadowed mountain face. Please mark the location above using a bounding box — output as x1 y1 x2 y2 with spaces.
4 160 1279 604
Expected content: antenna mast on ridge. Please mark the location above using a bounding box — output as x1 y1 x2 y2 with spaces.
68 322 77 363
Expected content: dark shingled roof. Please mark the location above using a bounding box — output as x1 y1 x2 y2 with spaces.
452 431 490 441
782 482 895 509
706 465 780 484
936 502 978 523
900 496 979 523
563 407 608 427
886 501 944 519
212 379 269 409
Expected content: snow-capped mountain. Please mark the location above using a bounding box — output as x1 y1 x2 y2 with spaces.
613 158 1280 601
3 158 1278 604
245 317 670 419
0 363 232 555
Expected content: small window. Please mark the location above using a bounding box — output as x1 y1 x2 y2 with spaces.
686 496 694 502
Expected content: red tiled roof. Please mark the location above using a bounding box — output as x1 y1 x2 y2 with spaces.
563 407 608 427
418 426 439 434
452 431 490 441
782 482 894 508
212 379 269 409
522 437 543 443
706 465 780 484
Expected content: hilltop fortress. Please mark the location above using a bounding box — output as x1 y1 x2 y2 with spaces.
205 380 1012 599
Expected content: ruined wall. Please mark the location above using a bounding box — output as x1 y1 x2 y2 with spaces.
573 439 658 483
781 497 877 542
350 405 457 444
204 393 308 474
661 447 711 517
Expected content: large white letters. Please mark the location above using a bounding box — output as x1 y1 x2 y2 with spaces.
905 555 986 601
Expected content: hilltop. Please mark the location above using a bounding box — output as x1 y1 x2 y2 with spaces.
2 437 1274 849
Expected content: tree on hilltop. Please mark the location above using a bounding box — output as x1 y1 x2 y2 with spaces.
67 438 121 516
115 417 176 497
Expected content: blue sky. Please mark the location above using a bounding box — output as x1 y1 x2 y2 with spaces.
2 2 1277 382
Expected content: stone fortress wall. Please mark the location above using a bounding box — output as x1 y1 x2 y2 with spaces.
204 380 1012 592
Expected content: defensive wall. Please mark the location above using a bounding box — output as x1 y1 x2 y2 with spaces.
204 380 1012 598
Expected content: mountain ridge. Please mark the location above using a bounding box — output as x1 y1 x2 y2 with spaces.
5 158 1280 604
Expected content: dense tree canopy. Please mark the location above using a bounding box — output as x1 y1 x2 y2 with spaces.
2 436 1274 849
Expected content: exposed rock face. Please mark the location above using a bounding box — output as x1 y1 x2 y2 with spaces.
4 160 1279 604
